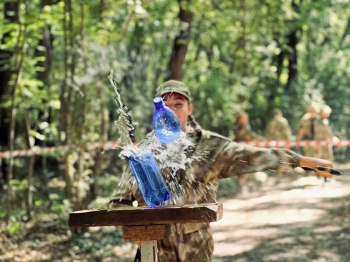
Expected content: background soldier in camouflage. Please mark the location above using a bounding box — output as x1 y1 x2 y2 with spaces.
316 105 334 161
232 112 261 142
297 104 323 157
265 109 292 142
265 109 293 178
110 81 335 262
232 112 263 193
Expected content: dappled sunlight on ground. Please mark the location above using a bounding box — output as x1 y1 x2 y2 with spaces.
212 172 350 261
1 168 349 261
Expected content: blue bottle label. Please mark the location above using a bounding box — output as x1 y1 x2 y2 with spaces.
153 97 181 144
128 151 170 208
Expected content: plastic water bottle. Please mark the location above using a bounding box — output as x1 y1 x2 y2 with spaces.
153 96 181 144
128 151 170 208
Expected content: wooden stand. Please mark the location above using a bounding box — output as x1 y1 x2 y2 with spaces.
69 203 223 262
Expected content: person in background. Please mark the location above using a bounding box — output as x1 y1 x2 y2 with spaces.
110 80 336 262
297 104 322 157
232 111 263 193
316 105 334 161
265 108 293 178
265 108 292 144
232 111 261 143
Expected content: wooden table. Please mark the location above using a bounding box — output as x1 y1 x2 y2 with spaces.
69 203 223 262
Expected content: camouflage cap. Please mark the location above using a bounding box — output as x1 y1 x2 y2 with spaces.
156 80 191 101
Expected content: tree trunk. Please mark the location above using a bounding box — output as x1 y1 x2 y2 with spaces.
0 1 19 185
340 16 350 46
285 0 301 93
286 30 298 91
60 0 74 200
6 96 17 222
165 0 193 80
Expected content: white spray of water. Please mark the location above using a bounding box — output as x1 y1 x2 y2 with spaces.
108 71 134 149
109 72 214 208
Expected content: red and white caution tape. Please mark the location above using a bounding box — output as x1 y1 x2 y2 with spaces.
0 141 117 159
0 140 349 159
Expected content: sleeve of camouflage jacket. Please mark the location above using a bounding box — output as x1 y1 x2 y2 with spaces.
214 139 300 179
110 131 302 205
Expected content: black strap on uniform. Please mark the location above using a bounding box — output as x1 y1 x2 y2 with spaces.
310 118 315 140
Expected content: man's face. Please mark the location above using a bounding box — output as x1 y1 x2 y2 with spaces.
320 112 329 119
308 107 316 117
238 115 248 125
162 92 192 131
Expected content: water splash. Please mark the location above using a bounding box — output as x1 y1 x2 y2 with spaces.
141 132 193 170
108 71 135 148
109 72 215 208
114 116 133 149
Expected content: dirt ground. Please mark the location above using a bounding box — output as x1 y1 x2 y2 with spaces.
1 164 349 262
212 164 350 262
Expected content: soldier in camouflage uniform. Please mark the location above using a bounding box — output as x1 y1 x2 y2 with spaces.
232 112 262 193
315 105 334 161
265 109 293 178
110 80 335 262
297 105 323 157
232 112 261 142
265 109 292 142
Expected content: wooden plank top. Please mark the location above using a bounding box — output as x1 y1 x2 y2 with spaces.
69 202 223 227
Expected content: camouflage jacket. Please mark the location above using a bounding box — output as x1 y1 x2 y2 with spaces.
265 116 292 141
298 114 323 140
315 119 333 141
110 118 301 235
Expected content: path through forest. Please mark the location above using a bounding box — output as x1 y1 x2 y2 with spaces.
212 165 350 262
0 166 349 261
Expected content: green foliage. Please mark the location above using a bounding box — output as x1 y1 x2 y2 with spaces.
1 2 350 255
50 197 72 224
4 220 24 235
217 177 239 199
2 212 28 236
70 227 125 259
9 179 29 191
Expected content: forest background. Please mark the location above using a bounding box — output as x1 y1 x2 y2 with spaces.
1 0 350 261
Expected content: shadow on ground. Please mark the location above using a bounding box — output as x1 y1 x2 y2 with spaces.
213 171 350 262
1 166 349 261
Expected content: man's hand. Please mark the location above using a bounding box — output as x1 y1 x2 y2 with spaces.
299 156 341 178
301 166 342 178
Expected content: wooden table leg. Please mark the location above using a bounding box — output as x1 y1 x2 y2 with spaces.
123 225 166 262
141 240 158 262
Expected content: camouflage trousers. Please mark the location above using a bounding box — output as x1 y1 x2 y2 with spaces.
303 146 333 161
157 227 214 262
302 146 320 158
319 145 334 161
